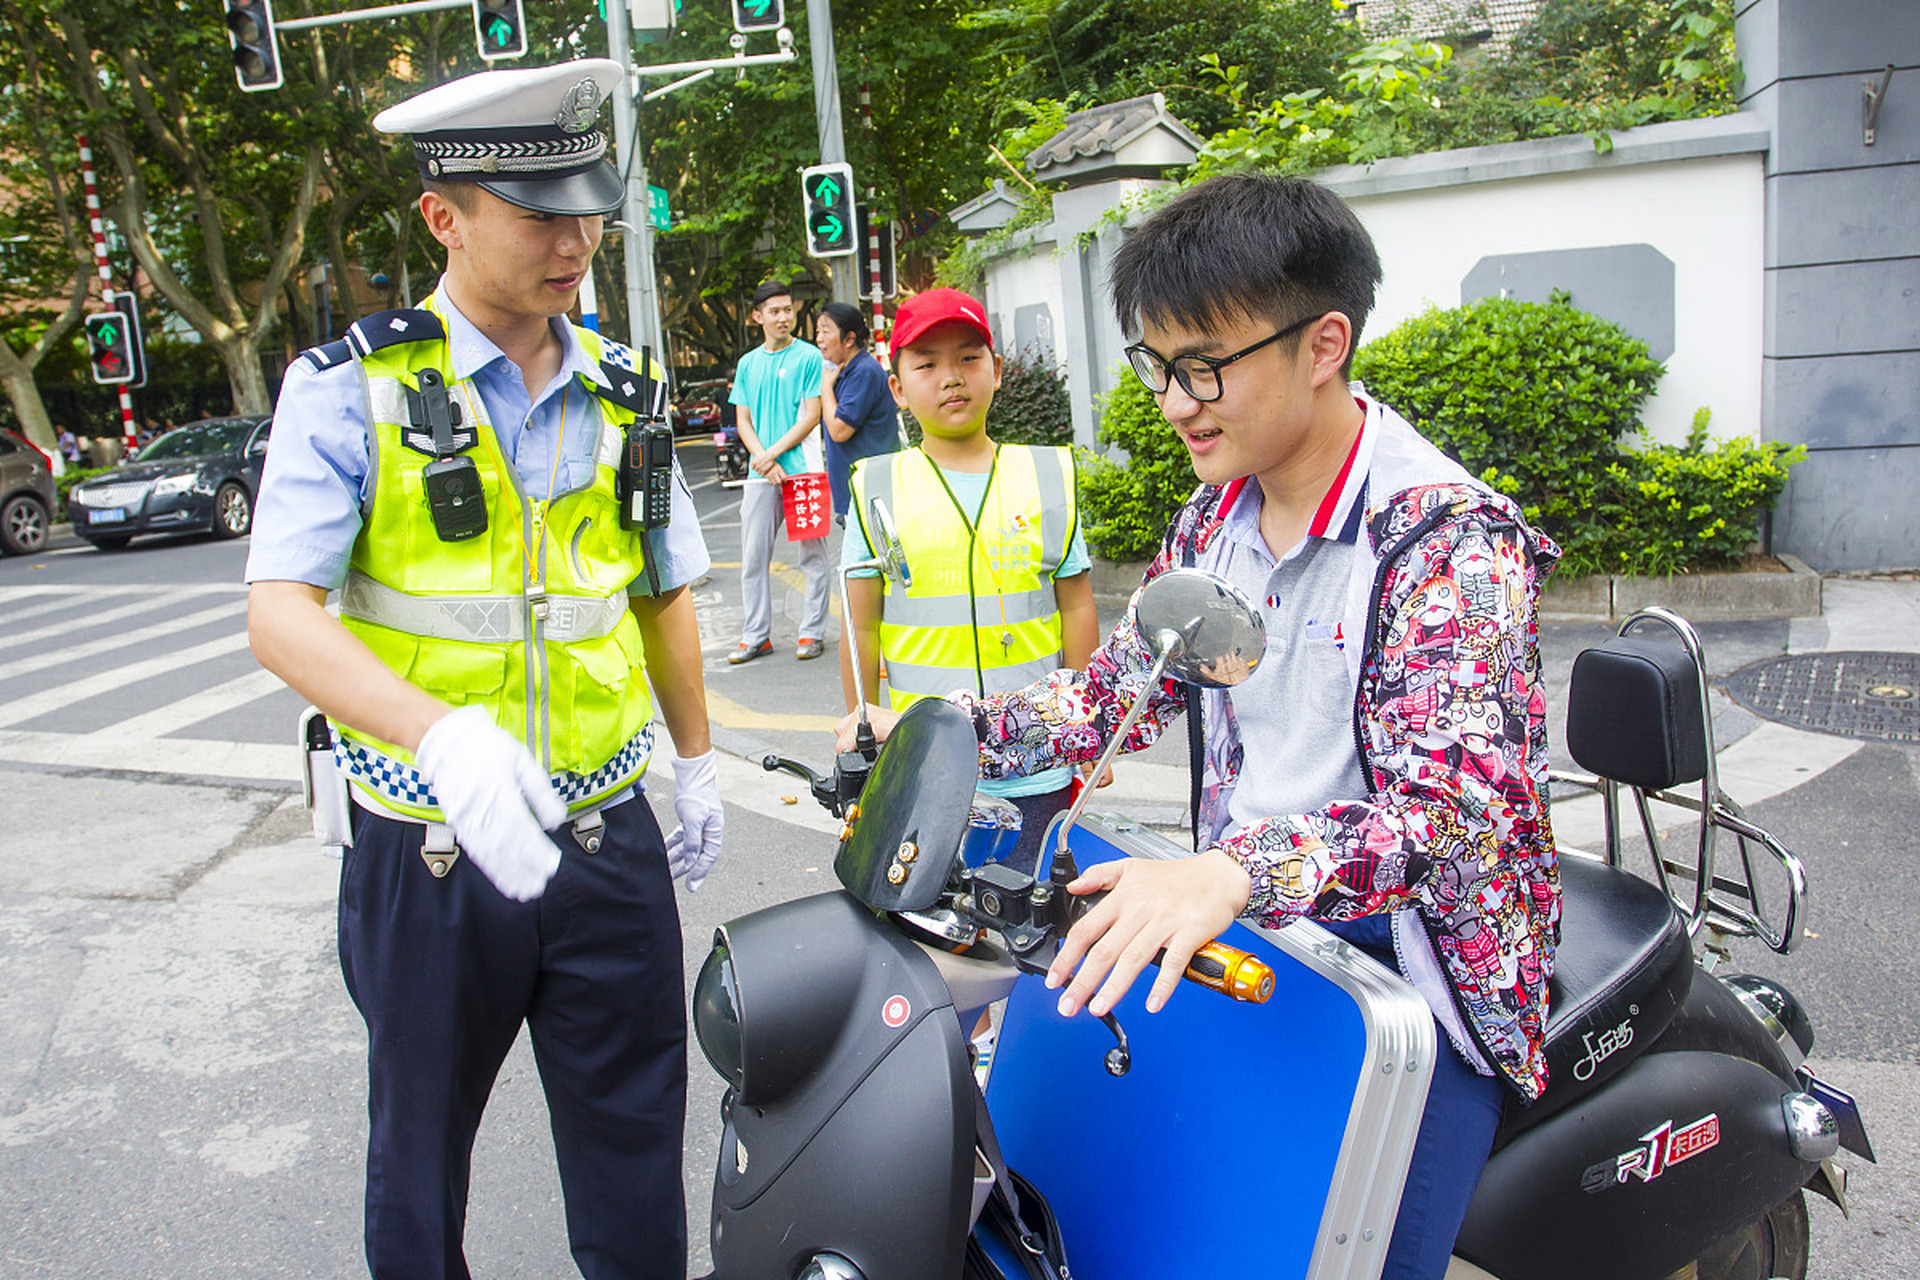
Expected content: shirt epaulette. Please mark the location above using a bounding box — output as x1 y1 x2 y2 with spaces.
596 359 666 416
345 309 445 358
300 338 353 373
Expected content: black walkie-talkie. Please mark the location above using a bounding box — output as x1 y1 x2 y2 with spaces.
619 347 675 533
411 368 488 542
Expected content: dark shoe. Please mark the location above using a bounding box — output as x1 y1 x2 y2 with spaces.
727 640 774 665
796 637 824 660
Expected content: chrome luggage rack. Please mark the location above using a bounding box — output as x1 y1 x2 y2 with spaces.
1551 607 1807 965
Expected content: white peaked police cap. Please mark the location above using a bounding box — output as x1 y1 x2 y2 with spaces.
372 59 626 216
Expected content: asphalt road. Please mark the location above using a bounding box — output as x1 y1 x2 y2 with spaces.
0 436 1911 1278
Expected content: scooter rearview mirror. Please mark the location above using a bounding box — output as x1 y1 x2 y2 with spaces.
1045 569 1267 884
1134 567 1266 688
867 497 912 592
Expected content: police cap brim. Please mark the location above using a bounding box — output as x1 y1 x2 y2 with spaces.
479 159 624 217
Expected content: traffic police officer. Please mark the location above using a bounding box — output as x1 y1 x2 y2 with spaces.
246 59 721 1280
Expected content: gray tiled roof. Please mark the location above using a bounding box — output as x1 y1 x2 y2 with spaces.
1354 0 1542 49
1025 92 1203 182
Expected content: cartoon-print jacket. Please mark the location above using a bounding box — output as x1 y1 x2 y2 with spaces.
953 396 1562 1099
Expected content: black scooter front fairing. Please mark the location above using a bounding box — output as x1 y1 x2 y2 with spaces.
698 891 977 1280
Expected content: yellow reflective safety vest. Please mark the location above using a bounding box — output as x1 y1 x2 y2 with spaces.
850 444 1077 709
327 306 659 821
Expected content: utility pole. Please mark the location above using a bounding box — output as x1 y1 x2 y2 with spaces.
606 0 666 360
804 0 854 303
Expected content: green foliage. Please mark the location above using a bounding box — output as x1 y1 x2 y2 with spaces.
1354 299 1798 577
1352 293 1663 546
1075 372 1194 561
986 346 1074 448
1582 409 1805 577
1192 0 1741 176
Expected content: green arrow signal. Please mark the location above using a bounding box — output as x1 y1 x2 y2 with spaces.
744 0 773 14
810 174 841 205
95 321 120 346
483 14 514 45
811 212 845 244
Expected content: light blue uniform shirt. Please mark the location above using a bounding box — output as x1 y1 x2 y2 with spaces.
842 461 1091 800
245 281 710 594
730 339 824 477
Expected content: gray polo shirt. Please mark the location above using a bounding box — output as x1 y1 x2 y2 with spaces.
1214 483 1371 837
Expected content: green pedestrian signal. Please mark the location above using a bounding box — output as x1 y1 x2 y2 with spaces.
471 0 527 61
731 0 784 34
801 162 856 259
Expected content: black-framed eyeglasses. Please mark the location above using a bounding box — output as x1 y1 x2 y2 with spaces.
1124 312 1324 403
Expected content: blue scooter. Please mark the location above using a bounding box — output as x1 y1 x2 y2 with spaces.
692 560 1874 1280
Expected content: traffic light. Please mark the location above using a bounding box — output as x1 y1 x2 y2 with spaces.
113 295 148 388
85 312 135 385
801 162 856 259
223 0 282 92
731 0 784 34
472 0 527 62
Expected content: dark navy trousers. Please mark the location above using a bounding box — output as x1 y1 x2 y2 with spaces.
1321 914 1506 1280
339 794 687 1280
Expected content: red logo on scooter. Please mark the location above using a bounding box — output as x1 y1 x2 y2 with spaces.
882 995 911 1028
1581 1112 1721 1194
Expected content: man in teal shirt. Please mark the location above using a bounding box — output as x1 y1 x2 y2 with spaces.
729 280 832 663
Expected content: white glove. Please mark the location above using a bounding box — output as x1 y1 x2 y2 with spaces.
663 749 725 891
414 706 567 901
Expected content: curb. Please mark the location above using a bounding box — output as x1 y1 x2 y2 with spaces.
1094 556 1824 623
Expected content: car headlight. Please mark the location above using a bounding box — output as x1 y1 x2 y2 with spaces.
151 473 198 497
693 938 745 1089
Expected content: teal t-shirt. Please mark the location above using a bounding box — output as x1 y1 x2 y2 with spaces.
731 339 824 476
843 458 1091 800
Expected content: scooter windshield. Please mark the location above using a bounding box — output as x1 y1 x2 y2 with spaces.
835 698 981 912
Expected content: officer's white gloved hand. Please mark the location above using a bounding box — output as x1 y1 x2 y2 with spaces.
414 705 567 901
663 749 725 891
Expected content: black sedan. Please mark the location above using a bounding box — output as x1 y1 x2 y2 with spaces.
67 416 270 550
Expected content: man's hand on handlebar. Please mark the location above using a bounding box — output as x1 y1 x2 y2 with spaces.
834 703 901 753
1046 849 1253 1018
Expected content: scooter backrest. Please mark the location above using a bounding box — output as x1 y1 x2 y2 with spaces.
1565 636 1709 791
836 697 980 911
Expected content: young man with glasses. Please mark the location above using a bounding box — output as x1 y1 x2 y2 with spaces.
842 174 1561 1280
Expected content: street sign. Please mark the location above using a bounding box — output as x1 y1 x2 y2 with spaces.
854 206 897 300
648 184 670 232
800 162 856 259
731 0 784 33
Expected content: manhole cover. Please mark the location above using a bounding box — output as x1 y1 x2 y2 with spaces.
1724 651 1920 743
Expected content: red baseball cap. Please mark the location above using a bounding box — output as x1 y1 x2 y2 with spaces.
888 287 995 359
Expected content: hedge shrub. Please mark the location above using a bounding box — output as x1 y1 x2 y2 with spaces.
1076 372 1196 562
1351 293 1663 551
1583 409 1804 577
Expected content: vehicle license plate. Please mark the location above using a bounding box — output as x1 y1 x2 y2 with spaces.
91 507 126 523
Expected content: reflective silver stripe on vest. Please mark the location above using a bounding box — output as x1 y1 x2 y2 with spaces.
887 652 1059 699
882 584 1056 630
1030 445 1072 569
341 572 627 644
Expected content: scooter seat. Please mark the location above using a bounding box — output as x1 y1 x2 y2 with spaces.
1500 855 1693 1138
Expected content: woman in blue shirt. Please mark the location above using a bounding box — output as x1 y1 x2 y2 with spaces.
815 301 902 522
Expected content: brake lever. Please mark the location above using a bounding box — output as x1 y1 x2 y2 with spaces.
761 753 841 815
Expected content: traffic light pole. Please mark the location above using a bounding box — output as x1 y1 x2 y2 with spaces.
605 0 666 363
804 0 854 303
78 137 139 456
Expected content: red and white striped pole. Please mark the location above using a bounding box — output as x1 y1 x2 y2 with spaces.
858 84 886 367
79 136 140 456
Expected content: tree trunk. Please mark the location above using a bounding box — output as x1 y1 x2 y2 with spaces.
212 332 272 416
0 355 59 455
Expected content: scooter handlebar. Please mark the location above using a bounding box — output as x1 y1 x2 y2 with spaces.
1158 941 1274 1003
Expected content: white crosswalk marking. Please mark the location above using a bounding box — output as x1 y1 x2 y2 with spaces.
0 585 301 783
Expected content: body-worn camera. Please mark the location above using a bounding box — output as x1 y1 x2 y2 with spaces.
410 367 488 542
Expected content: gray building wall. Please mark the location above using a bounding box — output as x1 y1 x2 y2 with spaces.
1738 0 1920 570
